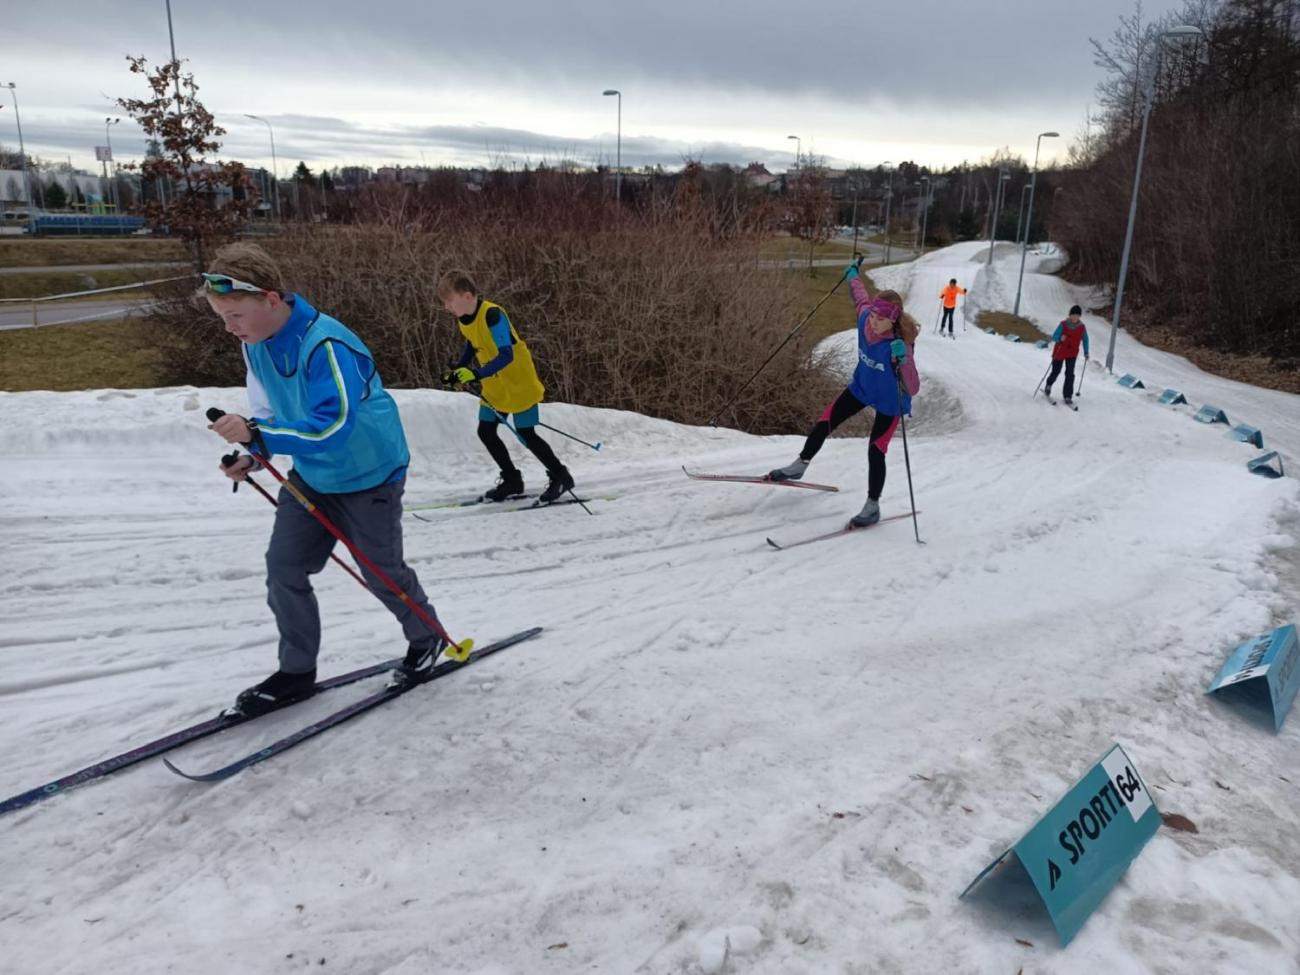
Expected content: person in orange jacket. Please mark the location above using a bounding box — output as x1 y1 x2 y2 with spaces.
938 279 966 337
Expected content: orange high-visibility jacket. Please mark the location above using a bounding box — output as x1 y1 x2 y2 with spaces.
940 284 967 309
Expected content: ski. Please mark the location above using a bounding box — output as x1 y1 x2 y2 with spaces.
0 657 404 817
405 494 533 512
682 466 839 493
163 627 544 783
765 511 918 551
523 495 614 510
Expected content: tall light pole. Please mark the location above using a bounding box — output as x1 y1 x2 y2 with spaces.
104 117 121 212
786 134 801 173
4 83 36 229
882 161 894 264
602 89 622 204
245 114 281 221
1104 25 1204 372
985 169 1010 267
1013 130 1059 316
1014 183 1031 243
917 174 931 256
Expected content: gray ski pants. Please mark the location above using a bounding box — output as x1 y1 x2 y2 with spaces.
266 472 439 673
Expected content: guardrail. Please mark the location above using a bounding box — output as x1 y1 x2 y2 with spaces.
0 275 189 329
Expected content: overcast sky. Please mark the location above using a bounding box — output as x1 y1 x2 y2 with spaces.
1 0 1188 178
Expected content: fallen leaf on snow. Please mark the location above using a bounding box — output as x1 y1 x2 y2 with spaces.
1015 938 1033 947
1161 813 1199 833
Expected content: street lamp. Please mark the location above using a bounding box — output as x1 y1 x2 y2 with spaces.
985 169 1011 266
1014 183 1031 244
104 117 121 213
245 114 281 221
1013 130 1059 316
602 89 622 204
882 161 894 264
786 134 800 172
3 83 36 229
1104 25 1204 372
917 175 931 256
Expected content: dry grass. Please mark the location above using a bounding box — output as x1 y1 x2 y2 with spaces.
0 268 170 300
976 310 1046 344
0 317 168 391
0 237 186 268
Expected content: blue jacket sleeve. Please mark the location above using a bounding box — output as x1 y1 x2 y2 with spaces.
251 340 367 456
1081 327 1090 356
1051 323 1064 343
474 309 516 379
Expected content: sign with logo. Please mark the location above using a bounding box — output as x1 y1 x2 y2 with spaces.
1194 405 1229 425
961 744 1160 946
1158 388 1187 405
1228 424 1264 448
95 146 113 162
1247 452 1284 479
1207 625 1299 731
1117 374 1145 389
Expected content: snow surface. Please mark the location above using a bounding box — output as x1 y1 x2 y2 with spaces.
2 242 1298 974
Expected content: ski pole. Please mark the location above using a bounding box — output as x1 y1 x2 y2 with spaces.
1032 361 1052 398
961 294 967 331
933 305 942 334
890 365 923 545
706 255 863 427
451 376 602 451
1075 357 1088 398
221 449 373 592
206 408 468 658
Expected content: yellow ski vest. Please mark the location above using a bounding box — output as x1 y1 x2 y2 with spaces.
457 298 545 415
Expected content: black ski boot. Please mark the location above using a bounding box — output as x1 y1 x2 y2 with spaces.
538 465 575 504
234 669 317 717
483 469 525 502
391 638 448 687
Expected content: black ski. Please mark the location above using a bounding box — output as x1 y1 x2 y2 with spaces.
0 657 403 817
164 627 544 783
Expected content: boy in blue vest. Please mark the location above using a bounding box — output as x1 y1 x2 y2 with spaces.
204 243 444 715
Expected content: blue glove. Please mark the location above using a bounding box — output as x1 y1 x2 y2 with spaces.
843 263 859 282
452 366 477 384
890 339 907 363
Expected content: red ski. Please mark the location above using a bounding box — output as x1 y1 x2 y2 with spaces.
765 511 919 550
682 466 838 493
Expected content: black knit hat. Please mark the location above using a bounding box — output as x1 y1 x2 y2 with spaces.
1069 304 1082 316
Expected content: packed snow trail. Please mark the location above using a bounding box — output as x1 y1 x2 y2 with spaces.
1 243 1297 974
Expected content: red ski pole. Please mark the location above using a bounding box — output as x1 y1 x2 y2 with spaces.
208 408 467 659
222 448 374 592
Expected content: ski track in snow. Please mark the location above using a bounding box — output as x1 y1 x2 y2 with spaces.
2 243 1299 974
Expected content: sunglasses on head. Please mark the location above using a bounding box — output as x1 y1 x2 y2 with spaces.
201 272 266 295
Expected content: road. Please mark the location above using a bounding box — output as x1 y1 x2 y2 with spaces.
0 298 159 331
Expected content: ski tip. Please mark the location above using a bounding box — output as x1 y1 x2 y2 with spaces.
765 537 783 550
593 443 602 451
163 758 205 782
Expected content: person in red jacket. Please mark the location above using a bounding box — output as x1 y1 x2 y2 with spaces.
938 279 966 337
1044 305 1090 405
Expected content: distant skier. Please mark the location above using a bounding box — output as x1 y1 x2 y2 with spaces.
768 264 920 527
1043 304 1090 405
203 243 445 715
436 270 575 504
938 279 966 337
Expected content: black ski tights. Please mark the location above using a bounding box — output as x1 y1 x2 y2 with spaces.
797 389 896 500
478 420 563 475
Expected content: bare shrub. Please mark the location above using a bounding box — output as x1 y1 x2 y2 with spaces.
152 174 851 435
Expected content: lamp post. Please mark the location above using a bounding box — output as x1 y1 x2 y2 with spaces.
786 134 800 173
850 174 861 254
917 174 931 256
1013 130 1060 316
1014 183 1031 243
882 161 894 264
245 114 281 221
602 89 621 204
1104 25 1204 373
985 169 1010 266
104 117 121 213
3 83 36 229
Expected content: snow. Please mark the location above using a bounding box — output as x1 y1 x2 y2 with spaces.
3 242 1299 974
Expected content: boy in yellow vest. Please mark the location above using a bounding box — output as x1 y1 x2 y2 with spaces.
437 270 575 504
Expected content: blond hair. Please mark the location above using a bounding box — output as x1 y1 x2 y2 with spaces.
195 242 286 304
436 269 478 299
